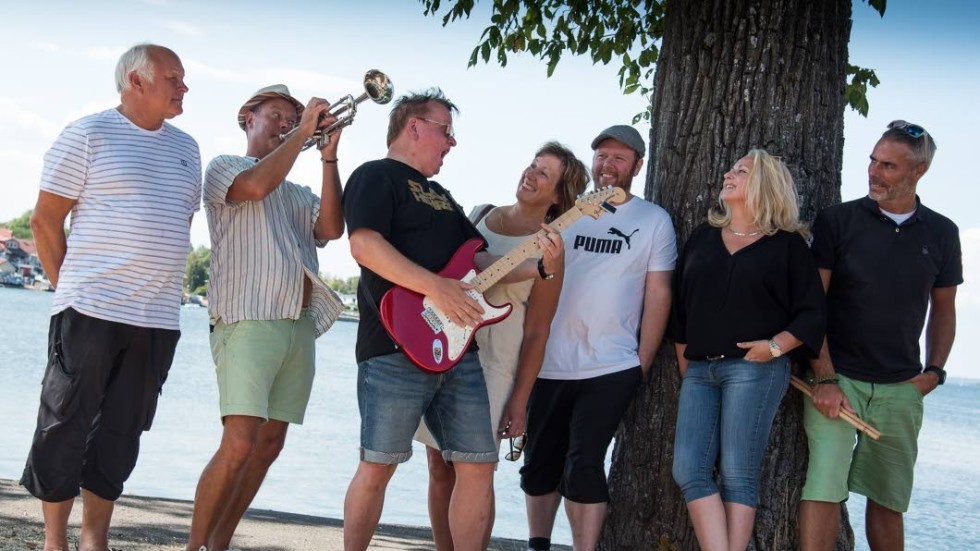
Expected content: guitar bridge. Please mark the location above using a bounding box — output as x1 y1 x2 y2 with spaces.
420 307 444 334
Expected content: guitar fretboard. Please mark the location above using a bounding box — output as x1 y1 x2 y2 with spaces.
471 207 585 293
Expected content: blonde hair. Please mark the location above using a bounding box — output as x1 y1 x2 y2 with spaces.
708 149 809 239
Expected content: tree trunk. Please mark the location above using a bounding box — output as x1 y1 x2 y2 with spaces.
602 1 854 549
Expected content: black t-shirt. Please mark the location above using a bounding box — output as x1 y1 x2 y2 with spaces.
342 158 484 362
671 224 826 360
811 196 962 383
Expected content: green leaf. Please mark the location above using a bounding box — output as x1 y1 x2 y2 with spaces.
481 41 491 63
863 0 887 17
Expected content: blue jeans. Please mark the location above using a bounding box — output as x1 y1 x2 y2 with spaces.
357 351 497 464
672 356 790 507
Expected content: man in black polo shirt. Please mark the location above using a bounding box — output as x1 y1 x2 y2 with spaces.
799 120 962 551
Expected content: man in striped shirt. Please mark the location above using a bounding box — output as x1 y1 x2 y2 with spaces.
22 43 201 551
186 85 345 551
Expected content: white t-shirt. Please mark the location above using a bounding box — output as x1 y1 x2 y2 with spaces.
539 197 677 380
42 108 202 330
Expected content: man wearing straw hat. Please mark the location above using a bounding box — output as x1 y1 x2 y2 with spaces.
186 85 345 551
799 120 961 551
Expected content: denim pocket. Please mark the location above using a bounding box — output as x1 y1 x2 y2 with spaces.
40 346 81 419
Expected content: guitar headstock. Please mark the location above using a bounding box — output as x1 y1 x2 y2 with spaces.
575 186 627 219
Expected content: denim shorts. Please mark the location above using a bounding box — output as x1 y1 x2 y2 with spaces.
802 373 923 512
210 311 316 424
358 351 497 465
672 356 790 507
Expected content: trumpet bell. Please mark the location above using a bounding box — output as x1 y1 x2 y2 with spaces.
363 70 394 105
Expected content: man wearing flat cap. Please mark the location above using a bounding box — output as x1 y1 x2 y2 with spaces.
186 85 346 551
519 125 677 551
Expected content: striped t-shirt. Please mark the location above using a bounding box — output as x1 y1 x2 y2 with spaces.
204 155 343 338
41 108 202 330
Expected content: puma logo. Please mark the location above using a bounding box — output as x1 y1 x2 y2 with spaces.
608 227 639 249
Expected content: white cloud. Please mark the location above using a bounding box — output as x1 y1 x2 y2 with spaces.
29 41 59 53
26 41 118 62
78 46 122 62
161 20 204 37
182 59 359 93
0 99 63 140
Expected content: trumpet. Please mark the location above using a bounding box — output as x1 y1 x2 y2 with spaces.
280 69 394 150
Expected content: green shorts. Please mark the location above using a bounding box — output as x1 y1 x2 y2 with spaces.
801 373 923 512
210 312 316 425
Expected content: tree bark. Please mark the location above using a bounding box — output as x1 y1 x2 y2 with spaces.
602 1 854 549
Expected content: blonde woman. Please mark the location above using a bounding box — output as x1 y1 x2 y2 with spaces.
417 142 589 550
670 149 825 550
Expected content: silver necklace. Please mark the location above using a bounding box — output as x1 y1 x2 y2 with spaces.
726 226 762 237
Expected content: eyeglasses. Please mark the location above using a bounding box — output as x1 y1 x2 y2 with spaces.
419 117 455 139
504 434 526 461
888 120 927 139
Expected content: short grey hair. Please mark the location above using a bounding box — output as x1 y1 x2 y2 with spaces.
881 121 938 168
115 43 161 92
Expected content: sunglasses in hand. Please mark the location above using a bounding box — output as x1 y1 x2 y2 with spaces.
505 434 527 461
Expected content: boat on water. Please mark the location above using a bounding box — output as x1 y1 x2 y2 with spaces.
338 311 360 323
1 273 25 288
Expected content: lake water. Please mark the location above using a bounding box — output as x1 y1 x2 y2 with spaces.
1 286 978 549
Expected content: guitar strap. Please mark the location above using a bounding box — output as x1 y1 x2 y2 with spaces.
468 203 495 225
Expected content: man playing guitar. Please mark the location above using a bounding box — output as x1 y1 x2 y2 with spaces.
340 88 561 551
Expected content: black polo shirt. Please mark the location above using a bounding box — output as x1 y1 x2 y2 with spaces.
811 196 962 383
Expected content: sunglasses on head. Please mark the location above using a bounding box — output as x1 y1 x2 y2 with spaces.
888 120 927 139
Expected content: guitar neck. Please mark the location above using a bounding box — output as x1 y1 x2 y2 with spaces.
471 207 584 292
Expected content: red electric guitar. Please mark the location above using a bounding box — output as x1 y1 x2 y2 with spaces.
379 186 626 373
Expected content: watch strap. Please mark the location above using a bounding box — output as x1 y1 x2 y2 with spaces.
924 365 946 385
537 258 555 280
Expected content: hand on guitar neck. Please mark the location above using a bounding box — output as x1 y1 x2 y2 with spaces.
380 186 626 373
475 222 564 284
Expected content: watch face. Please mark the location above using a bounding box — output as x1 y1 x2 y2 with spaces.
768 340 782 358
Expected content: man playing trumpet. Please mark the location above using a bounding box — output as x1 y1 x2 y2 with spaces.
186 85 346 551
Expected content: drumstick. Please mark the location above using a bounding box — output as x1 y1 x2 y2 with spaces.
791 375 882 440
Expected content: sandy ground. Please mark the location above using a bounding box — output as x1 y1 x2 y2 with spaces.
0 479 551 551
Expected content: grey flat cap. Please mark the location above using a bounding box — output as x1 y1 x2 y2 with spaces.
591 125 645 158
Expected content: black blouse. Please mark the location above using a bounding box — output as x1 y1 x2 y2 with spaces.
671 224 825 360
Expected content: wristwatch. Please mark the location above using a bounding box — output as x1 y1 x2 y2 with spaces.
924 365 947 385
768 338 783 358
537 258 555 280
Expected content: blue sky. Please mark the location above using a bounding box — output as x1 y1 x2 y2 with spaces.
1 0 977 377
